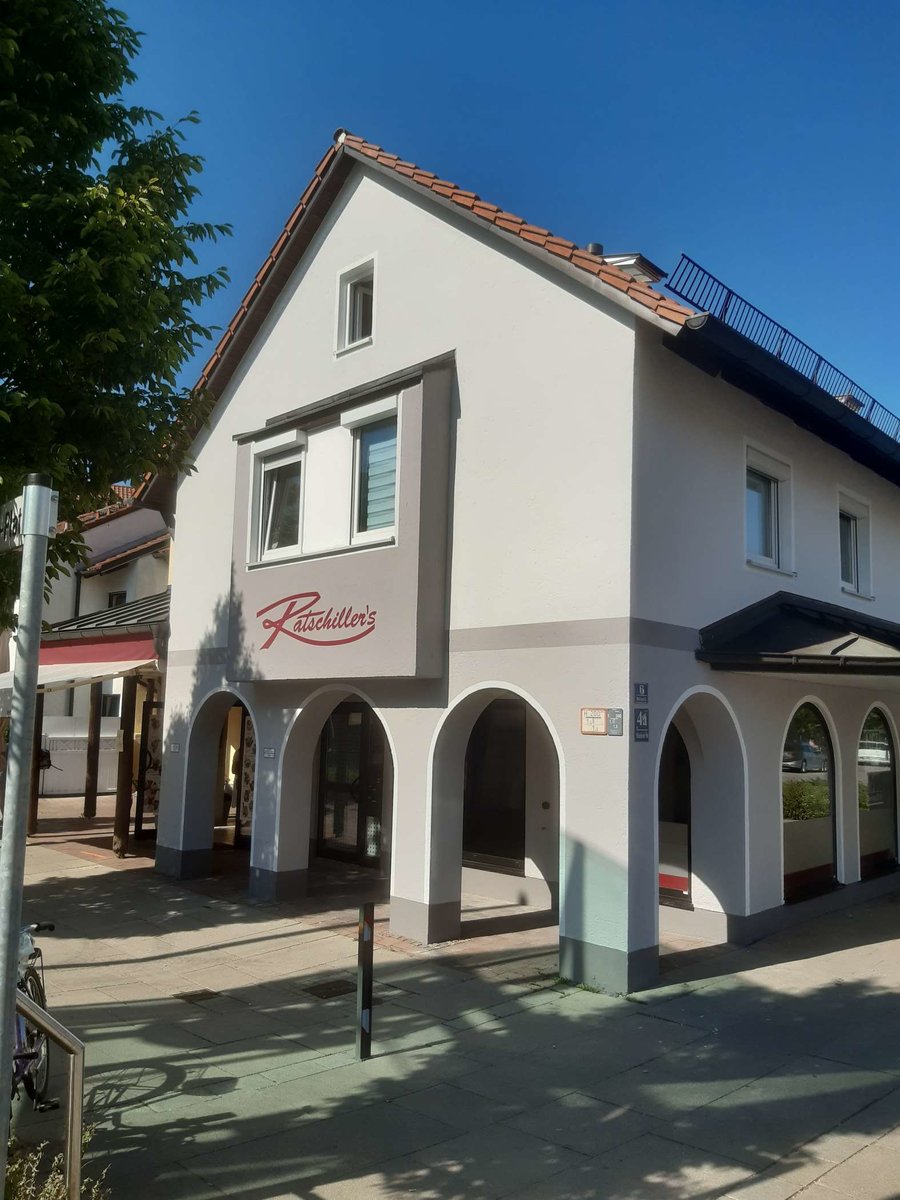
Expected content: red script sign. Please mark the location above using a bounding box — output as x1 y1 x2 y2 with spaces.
256 592 377 650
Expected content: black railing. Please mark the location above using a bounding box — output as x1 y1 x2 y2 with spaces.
667 255 900 444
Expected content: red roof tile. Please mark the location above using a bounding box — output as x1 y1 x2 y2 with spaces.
196 131 692 394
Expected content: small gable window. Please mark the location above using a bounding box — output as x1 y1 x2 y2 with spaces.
337 259 375 352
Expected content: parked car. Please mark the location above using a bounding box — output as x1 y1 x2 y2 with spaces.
783 741 827 773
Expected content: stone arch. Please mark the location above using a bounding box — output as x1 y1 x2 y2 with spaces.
426 682 563 943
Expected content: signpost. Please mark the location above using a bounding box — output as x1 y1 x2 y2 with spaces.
0 476 57 1184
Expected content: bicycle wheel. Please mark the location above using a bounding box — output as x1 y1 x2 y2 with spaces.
21 969 49 1102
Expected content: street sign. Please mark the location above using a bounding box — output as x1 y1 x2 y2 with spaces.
634 682 649 705
0 492 58 551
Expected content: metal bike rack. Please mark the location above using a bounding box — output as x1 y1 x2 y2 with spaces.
15 990 85 1199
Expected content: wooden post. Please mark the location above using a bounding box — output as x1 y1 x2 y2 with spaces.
27 691 44 837
112 676 138 859
83 681 102 821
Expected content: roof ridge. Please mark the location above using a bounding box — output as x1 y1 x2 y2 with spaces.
196 130 692 395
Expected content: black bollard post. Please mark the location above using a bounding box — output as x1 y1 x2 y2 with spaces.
356 902 374 1060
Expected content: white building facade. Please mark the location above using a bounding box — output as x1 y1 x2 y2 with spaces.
156 132 900 993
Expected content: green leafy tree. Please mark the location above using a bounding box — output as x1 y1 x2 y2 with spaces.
0 0 229 620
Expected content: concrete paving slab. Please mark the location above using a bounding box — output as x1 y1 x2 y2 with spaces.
663 1057 900 1168
514 1132 755 1199
15 823 900 1200
504 1090 659 1157
412 1123 586 1198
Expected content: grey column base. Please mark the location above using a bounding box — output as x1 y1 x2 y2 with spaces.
390 896 461 945
249 867 309 902
559 936 659 995
155 845 212 880
729 868 900 944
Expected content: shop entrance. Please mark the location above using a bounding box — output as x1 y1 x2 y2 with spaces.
316 701 385 867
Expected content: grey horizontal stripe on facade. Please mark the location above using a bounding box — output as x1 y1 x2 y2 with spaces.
449 617 698 653
167 647 228 668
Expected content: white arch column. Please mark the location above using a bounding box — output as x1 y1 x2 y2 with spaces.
248 691 342 900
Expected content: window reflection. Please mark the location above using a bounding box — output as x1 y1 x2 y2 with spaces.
858 709 897 879
782 704 836 901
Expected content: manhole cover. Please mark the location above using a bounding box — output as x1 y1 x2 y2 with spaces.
173 989 220 1003
303 979 356 1000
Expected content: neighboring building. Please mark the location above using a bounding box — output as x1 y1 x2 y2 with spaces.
156 130 900 993
1 486 170 802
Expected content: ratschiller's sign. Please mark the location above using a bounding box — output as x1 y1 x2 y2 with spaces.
256 592 377 650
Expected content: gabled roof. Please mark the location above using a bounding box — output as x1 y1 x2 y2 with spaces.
196 130 692 403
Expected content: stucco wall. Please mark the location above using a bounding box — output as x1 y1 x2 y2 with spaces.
632 325 900 631
168 163 637 661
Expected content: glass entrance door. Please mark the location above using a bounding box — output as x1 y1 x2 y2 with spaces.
317 703 385 867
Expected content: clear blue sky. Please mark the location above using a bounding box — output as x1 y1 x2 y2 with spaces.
120 0 899 408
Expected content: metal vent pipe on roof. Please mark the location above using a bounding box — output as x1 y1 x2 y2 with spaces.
586 242 604 256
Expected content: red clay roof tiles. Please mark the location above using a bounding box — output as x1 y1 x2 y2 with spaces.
196 131 691 394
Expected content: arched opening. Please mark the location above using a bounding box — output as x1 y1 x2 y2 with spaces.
656 690 746 946
182 689 256 882
431 687 560 941
782 702 836 902
315 700 391 871
658 723 692 906
858 707 898 880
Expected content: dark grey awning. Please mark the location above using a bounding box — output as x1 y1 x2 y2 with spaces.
697 593 900 674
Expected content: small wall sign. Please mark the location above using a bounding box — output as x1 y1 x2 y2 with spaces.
262 747 275 759
634 682 649 705
607 708 624 736
634 708 649 742
580 707 608 736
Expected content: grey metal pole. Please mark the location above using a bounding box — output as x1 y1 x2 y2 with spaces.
0 475 54 1186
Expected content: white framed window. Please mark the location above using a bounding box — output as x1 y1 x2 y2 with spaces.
838 490 871 596
251 428 306 562
248 397 399 564
336 258 375 353
745 445 792 571
342 395 399 543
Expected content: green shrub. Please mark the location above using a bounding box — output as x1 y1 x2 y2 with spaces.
782 778 831 820
859 781 870 810
5 1135 109 1199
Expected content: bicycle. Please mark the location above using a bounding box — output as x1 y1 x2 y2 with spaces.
12 922 57 1112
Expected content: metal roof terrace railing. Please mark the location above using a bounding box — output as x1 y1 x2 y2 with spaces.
666 255 900 445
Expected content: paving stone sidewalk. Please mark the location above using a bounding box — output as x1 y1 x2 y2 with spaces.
13 821 900 1199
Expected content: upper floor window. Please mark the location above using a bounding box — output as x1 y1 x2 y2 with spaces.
838 490 871 596
336 259 375 353
355 418 397 535
746 446 791 570
107 591 127 609
251 395 398 563
260 452 303 556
